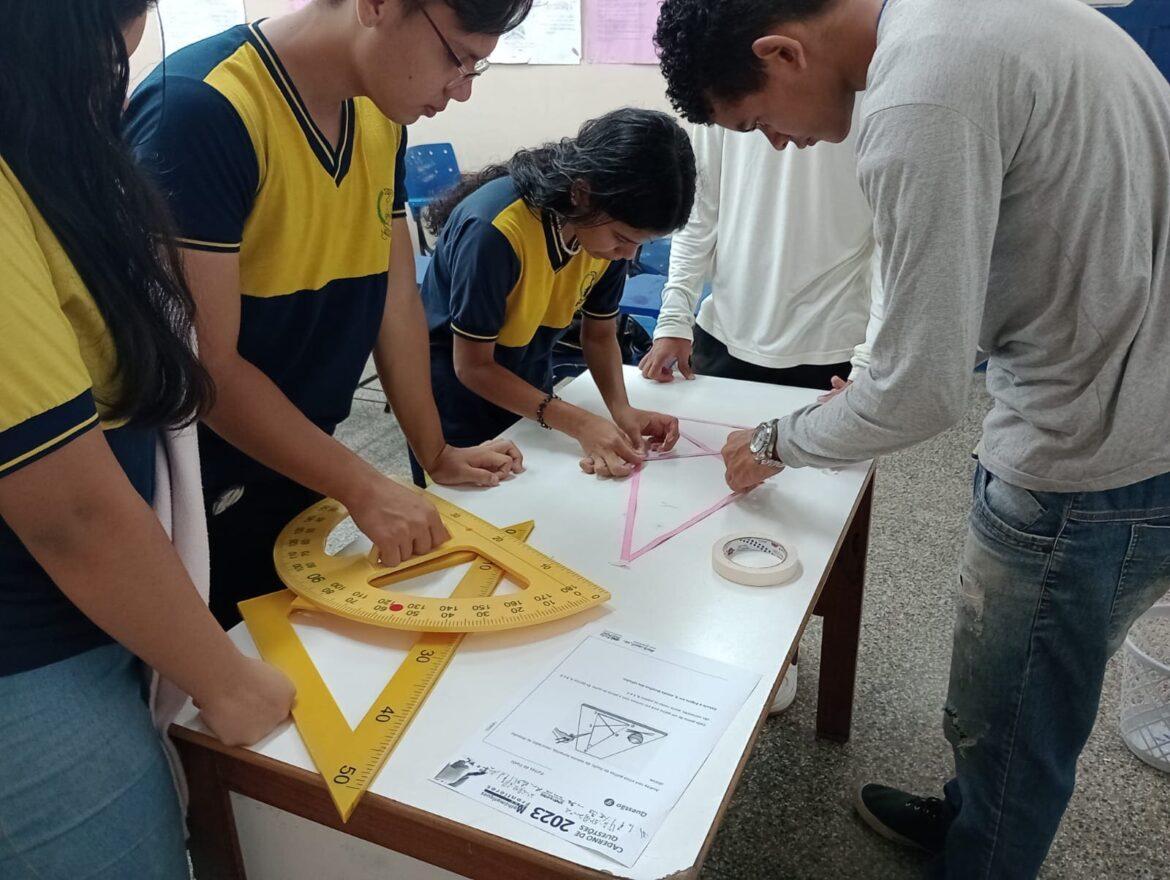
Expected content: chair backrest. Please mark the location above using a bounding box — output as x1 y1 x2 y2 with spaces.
1102 2 1170 80
404 143 462 203
635 237 672 276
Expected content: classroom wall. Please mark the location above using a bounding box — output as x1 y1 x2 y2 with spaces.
129 2 677 173
407 66 675 169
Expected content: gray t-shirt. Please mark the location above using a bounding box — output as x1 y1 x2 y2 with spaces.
775 0 1170 492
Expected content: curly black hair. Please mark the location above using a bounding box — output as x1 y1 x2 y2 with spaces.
425 108 697 238
655 0 835 123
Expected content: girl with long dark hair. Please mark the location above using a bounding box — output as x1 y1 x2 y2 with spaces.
421 108 698 479
0 3 293 875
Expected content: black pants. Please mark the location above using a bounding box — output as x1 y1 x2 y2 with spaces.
693 324 851 390
205 479 324 629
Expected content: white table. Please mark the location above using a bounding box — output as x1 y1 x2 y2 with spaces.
173 368 874 880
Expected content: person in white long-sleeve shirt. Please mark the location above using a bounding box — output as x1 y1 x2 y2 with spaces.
639 120 884 714
639 121 883 389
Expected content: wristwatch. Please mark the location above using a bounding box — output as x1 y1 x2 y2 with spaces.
749 419 785 469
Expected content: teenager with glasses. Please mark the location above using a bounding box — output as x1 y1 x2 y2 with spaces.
126 0 533 629
0 2 295 876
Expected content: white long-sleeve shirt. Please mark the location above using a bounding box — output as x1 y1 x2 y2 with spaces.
654 122 884 377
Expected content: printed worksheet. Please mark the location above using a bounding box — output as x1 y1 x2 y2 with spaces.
490 0 581 64
432 632 760 867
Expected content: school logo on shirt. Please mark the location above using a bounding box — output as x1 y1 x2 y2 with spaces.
376 188 395 240
576 270 599 310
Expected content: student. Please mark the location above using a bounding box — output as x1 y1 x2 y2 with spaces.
126 0 531 628
640 122 882 394
639 120 885 714
0 2 294 876
656 0 1170 876
419 109 697 479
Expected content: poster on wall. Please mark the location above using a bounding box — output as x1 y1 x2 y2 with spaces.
156 0 247 53
584 0 662 65
491 0 581 65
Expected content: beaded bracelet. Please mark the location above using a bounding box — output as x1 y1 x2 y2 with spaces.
536 392 559 430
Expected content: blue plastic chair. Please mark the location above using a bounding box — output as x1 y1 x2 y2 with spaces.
404 143 461 255
1102 1 1170 79
631 236 672 276
619 273 668 319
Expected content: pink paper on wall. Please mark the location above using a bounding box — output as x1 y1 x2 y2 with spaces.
583 0 662 65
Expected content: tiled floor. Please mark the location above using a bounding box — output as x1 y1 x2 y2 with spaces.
334 374 1170 880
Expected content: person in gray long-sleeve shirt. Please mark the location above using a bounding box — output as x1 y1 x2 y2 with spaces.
656 0 1170 876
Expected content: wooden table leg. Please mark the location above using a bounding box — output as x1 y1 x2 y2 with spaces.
813 473 874 743
173 732 248 880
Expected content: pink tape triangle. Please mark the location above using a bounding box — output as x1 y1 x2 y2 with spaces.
619 417 752 565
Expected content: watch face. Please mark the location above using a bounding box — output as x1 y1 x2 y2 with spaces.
749 425 768 455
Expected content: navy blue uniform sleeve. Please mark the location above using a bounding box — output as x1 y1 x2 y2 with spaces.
445 217 521 342
393 126 408 216
581 260 627 319
125 76 259 253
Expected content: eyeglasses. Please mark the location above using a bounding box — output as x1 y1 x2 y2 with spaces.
420 6 490 87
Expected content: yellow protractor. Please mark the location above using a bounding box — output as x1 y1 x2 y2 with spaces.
275 491 610 632
242 523 538 822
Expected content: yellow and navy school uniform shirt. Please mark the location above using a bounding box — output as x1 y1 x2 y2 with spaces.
421 176 626 442
0 158 157 675
125 22 408 495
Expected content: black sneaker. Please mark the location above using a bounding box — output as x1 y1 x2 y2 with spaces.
854 783 954 854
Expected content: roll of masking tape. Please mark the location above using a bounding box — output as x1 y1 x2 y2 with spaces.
711 534 801 587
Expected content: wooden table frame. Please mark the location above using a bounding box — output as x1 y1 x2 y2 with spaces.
175 469 874 880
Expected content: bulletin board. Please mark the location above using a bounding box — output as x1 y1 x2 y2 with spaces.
493 0 664 66
152 0 665 69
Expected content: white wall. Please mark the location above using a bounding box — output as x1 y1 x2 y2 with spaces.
129 2 676 174
407 65 674 169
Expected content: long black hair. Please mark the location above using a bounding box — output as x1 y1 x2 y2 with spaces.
425 108 697 238
0 0 212 427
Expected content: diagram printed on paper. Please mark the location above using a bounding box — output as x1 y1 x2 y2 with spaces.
553 704 668 759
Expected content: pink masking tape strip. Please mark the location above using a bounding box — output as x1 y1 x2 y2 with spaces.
617 416 753 564
677 416 753 431
646 450 720 462
620 466 642 563
678 429 719 455
624 491 741 564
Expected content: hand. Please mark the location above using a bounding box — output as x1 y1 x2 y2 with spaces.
427 440 525 487
572 412 645 478
722 428 784 493
613 407 680 455
197 656 296 747
638 337 695 382
343 474 450 567
817 376 852 404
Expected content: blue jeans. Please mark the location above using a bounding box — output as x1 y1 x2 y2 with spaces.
938 465 1170 879
0 644 188 879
